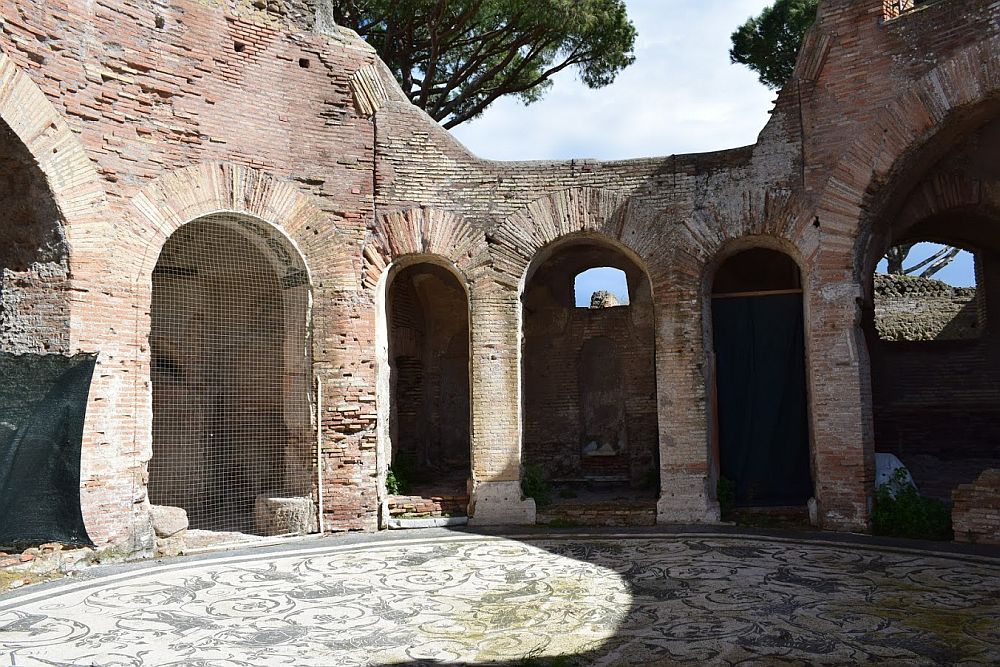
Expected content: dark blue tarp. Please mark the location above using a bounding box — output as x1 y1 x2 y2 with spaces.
0 352 96 548
713 293 813 506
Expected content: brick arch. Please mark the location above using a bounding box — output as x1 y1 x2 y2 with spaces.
0 51 110 272
860 172 996 277
812 36 1000 273
488 187 661 289
127 162 332 285
668 191 813 293
362 206 486 292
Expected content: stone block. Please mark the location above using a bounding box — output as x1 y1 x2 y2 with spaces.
467 481 535 526
254 495 319 536
150 505 188 538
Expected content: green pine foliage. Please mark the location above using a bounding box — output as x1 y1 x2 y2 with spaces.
331 0 636 128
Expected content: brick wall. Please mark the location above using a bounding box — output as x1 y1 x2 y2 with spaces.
952 468 1000 545
0 0 996 547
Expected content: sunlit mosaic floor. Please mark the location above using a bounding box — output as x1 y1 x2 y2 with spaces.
2 532 999 665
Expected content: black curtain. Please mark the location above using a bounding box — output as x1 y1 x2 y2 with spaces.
0 352 96 548
713 293 813 506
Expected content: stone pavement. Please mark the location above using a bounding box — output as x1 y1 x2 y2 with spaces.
1 530 998 665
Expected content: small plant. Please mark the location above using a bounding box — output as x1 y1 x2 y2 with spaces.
547 517 579 528
717 476 736 518
385 452 419 495
871 469 952 541
521 464 552 508
385 468 404 495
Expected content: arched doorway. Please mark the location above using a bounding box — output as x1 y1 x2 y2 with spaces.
148 213 314 535
861 113 1000 541
521 238 658 524
384 261 471 519
711 247 813 509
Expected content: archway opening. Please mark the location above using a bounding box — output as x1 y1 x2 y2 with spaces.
0 122 69 354
385 262 471 520
148 213 315 537
0 120 91 548
522 239 658 525
869 232 997 498
574 267 630 308
710 248 813 513
864 114 1000 542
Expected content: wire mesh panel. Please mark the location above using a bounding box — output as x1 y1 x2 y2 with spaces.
148 213 314 535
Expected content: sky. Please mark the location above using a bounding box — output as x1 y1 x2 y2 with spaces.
575 268 630 307
876 244 976 287
449 0 777 161
449 1 977 288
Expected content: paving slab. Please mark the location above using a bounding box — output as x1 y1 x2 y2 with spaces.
1 531 998 665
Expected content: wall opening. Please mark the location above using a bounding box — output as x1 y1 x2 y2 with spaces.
385 262 471 518
522 239 658 521
148 213 315 536
868 227 998 502
574 267 630 308
710 248 813 508
0 120 86 548
865 115 1000 521
0 122 70 355
874 241 981 342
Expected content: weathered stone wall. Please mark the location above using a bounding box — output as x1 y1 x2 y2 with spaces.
874 274 979 341
0 0 996 547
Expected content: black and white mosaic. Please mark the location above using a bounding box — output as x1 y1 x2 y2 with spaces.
1 534 998 665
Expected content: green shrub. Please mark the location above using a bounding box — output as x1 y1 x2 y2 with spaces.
717 476 736 518
521 464 552 508
872 469 952 541
385 452 417 495
385 468 405 495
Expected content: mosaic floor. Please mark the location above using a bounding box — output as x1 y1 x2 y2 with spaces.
1 532 999 665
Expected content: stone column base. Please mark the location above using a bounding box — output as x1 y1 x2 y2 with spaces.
656 473 721 524
468 481 536 526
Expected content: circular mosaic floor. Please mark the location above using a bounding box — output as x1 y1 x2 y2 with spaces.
1 533 998 665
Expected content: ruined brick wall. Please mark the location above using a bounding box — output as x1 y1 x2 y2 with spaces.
952 468 1000 545
0 0 382 545
866 97 1000 501
0 0 997 546
370 0 1000 530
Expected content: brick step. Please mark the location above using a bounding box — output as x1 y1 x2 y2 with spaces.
537 501 657 527
387 494 469 517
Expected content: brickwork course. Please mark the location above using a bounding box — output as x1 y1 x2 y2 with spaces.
0 0 998 551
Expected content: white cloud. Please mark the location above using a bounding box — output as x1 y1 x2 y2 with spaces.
449 0 776 161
